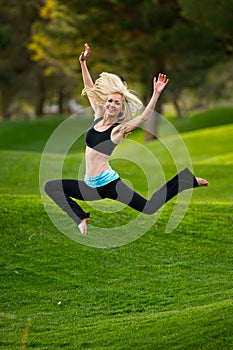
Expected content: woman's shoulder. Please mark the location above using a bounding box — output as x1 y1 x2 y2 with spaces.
110 122 128 136
93 117 103 125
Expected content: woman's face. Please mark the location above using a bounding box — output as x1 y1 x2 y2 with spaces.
105 93 123 117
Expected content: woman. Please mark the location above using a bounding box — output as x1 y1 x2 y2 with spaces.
45 43 208 236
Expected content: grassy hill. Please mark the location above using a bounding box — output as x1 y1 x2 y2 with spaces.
167 107 233 133
1 111 233 349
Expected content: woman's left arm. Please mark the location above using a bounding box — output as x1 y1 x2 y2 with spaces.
121 73 169 134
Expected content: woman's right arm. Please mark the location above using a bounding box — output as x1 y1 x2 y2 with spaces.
79 43 99 112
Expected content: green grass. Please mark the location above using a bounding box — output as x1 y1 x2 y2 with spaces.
1 111 233 349
166 107 233 134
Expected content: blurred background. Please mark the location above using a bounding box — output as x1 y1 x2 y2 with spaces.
0 0 232 136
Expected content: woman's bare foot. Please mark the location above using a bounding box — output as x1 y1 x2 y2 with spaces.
78 218 90 236
196 177 209 187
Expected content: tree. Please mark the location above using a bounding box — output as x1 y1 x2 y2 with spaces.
28 0 80 115
163 22 227 117
0 1 46 118
2 0 231 123
64 0 228 133
179 0 233 51
63 0 183 139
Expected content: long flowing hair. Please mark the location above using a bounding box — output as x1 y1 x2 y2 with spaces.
82 72 143 121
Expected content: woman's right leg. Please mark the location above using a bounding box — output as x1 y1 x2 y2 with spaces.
44 179 102 224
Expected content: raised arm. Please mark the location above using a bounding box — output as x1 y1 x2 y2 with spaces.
79 43 98 111
121 73 169 134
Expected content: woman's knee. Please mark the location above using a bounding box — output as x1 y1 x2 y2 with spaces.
142 207 156 215
142 201 159 215
44 181 52 195
44 180 60 195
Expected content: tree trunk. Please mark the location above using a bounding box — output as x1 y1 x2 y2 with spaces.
0 89 14 119
58 86 65 115
36 73 47 116
173 99 183 118
144 99 162 141
172 88 183 118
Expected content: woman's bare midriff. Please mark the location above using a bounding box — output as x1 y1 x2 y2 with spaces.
85 146 110 177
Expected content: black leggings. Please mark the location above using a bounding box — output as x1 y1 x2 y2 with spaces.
44 168 198 225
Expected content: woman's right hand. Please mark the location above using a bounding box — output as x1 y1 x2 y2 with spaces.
153 73 169 94
79 43 90 63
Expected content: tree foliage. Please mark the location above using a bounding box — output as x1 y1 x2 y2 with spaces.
179 0 233 49
0 0 232 121
0 0 44 118
27 1 79 115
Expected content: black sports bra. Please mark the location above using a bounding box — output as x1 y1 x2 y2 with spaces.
85 117 119 156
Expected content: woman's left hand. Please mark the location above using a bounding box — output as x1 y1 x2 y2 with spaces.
79 43 90 62
154 73 169 94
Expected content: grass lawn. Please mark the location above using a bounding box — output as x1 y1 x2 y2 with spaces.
0 110 233 349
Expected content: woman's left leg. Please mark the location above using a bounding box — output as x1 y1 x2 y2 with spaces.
99 168 199 215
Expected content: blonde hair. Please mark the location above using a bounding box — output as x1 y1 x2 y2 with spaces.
82 72 143 121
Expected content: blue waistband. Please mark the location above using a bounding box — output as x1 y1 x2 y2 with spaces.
84 167 119 188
